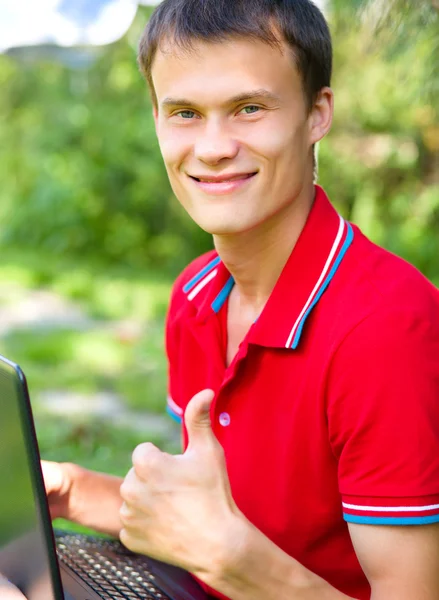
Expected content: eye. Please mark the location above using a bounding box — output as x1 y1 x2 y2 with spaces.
176 110 197 119
239 105 261 115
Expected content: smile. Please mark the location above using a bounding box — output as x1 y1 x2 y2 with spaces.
187 172 257 196
189 173 257 183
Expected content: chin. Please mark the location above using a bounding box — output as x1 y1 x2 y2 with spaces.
193 215 259 236
179 190 260 231
182 196 270 236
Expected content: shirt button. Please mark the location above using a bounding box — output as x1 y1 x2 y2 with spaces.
219 412 231 427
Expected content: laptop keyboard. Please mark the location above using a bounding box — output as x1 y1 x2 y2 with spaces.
55 531 171 599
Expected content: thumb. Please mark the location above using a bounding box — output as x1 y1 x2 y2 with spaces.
184 389 216 451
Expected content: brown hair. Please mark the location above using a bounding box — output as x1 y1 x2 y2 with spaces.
138 0 332 112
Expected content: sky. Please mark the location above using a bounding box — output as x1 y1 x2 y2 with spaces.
0 0 327 54
0 0 159 52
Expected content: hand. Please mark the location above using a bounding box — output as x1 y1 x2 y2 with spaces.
41 460 73 520
0 575 26 599
42 462 125 536
119 389 244 579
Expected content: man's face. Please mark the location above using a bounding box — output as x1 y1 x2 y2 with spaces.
151 36 327 236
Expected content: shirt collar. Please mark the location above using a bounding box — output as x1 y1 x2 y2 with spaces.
181 186 354 349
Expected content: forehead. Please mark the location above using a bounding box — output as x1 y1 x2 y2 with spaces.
151 36 303 106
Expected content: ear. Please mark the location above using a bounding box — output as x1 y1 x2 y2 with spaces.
308 86 334 146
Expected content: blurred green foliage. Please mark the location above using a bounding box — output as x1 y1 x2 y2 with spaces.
0 2 438 281
0 248 172 413
322 0 439 282
0 250 177 485
0 6 211 275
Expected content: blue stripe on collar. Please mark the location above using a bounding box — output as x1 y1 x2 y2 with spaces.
290 222 354 349
183 256 221 294
211 276 235 313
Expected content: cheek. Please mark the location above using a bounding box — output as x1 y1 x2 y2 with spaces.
157 126 193 170
243 118 304 166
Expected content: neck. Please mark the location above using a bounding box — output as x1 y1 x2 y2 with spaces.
213 184 316 314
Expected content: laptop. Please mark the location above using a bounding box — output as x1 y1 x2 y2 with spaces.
0 354 210 600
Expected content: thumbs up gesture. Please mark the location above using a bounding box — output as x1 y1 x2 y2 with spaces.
119 390 244 579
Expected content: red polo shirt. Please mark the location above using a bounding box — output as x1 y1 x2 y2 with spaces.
165 186 439 599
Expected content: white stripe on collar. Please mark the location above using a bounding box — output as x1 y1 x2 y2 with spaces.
285 215 345 349
187 268 218 301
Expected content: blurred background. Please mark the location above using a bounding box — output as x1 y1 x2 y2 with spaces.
0 0 438 531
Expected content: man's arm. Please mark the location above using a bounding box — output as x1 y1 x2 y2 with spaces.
42 461 123 537
206 517 439 600
202 514 355 599
348 522 439 599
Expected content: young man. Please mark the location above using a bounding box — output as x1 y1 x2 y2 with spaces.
38 1 439 599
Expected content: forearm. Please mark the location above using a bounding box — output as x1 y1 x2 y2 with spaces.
200 516 356 600
62 463 124 537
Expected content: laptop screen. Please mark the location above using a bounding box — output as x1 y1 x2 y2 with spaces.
0 357 63 600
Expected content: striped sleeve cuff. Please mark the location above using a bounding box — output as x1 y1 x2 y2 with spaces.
166 395 183 424
342 495 439 525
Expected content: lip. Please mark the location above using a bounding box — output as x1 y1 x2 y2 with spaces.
187 172 257 195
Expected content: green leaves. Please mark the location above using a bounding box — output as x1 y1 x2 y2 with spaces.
0 8 210 273
320 0 439 283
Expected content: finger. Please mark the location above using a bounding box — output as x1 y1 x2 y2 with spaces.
119 527 149 555
132 442 164 481
40 460 64 495
120 465 160 510
119 501 134 526
120 467 138 504
184 389 218 452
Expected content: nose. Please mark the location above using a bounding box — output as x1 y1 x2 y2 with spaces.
194 120 239 166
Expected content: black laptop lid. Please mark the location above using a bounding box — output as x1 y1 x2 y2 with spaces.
0 355 64 599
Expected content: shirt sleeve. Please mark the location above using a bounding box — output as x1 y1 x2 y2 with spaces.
327 305 439 526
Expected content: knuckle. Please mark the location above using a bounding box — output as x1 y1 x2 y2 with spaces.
119 503 134 527
119 506 129 525
120 529 141 554
132 443 161 475
120 487 136 505
120 475 137 504
119 528 132 550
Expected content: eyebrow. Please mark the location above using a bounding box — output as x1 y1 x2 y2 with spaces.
161 89 281 108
